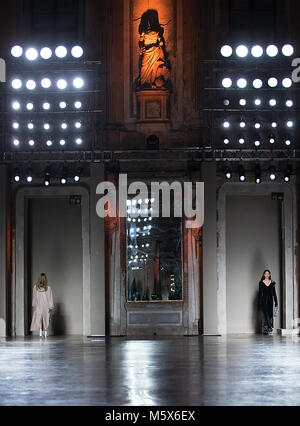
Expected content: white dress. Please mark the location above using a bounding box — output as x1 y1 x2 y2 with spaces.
30 285 54 331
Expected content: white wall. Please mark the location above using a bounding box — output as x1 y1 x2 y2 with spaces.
226 195 282 333
29 198 83 335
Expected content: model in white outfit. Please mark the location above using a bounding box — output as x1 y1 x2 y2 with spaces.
30 273 54 337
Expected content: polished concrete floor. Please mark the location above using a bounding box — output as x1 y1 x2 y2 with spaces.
1 334 300 406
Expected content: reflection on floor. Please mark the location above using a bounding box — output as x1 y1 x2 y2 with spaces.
0 334 300 406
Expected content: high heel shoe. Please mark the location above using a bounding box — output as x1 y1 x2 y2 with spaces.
39 330 43 337
44 331 48 338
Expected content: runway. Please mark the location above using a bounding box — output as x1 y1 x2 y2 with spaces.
0 334 300 406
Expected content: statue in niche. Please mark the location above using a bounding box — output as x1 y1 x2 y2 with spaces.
136 10 171 90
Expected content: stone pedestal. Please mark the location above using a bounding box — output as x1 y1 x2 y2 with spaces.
136 90 170 132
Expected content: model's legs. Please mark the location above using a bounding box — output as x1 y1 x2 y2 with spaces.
39 316 43 337
261 311 269 334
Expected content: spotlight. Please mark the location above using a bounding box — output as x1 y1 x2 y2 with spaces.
224 165 232 180
238 135 245 144
222 78 232 88
282 44 294 57
237 78 247 88
26 80 37 90
75 138 82 145
55 46 68 58
269 166 276 181
75 121 82 129
236 45 248 57
59 139 66 146
269 135 275 144
28 139 35 147
25 48 38 61
223 138 230 145
74 167 83 182
239 99 247 106
266 45 278 57
13 168 21 182
27 122 34 130
26 168 33 183
238 165 246 182
284 164 293 182
44 123 50 130
61 122 68 130
12 79 22 89
12 122 19 129
223 99 230 106
13 138 20 146
282 78 292 88
268 77 278 88
71 46 83 58
46 140 53 146
254 139 261 147
57 79 67 90
61 168 68 185
11 45 23 58
220 45 232 57
269 99 277 107
254 122 261 129
59 101 67 109
74 101 82 109
239 121 246 129
43 102 50 110
271 122 277 128
287 120 294 128
255 164 261 184
223 120 230 128
253 79 263 89
26 102 34 110
73 77 84 89
254 99 261 106
251 45 263 57
44 168 51 186
286 100 293 107
285 138 292 146
41 78 52 89
40 47 52 60
12 101 21 110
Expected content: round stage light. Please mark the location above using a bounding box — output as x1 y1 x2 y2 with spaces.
238 166 246 182
12 122 19 129
26 102 34 111
269 167 276 181
57 79 67 90
46 140 53 146
239 99 247 106
223 138 229 145
74 101 82 109
254 122 261 129
236 45 248 58
59 101 67 109
237 78 247 88
223 121 230 128
25 48 38 61
269 135 275 144
26 169 33 183
44 123 50 130
254 99 261 106
282 78 292 88
286 100 293 107
41 78 52 89
285 139 291 146
266 45 278 57
238 137 245 145
27 123 34 130
14 170 21 182
282 44 294 57
223 99 230 106
59 139 66 146
29 139 35 146
71 46 84 58
251 45 263 58
13 139 20 146
12 101 21 110
75 137 82 145
222 78 232 88
43 102 50 110
11 45 23 58
268 77 278 88
12 79 22 89
271 122 277 128
269 99 277 107
75 121 82 129
253 79 263 89
26 80 36 90
254 140 261 147
287 120 294 128
73 77 84 89
61 122 68 130
240 121 246 128
55 46 68 58
40 47 52 59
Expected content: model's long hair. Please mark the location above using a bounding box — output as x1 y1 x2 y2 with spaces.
261 269 272 281
36 273 48 291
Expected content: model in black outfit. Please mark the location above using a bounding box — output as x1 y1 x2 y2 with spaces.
258 269 278 335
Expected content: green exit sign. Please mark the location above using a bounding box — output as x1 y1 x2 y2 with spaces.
272 193 284 201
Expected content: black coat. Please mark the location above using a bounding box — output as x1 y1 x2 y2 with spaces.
258 280 278 317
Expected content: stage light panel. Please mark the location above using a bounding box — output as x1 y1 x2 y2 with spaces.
282 44 294 57
251 45 263 57
253 79 263 89
11 46 23 58
73 77 84 89
25 48 38 61
40 47 52 59
266 45 278 57
41 78 52 89
12 79 22 89
237 78 247 88
236 45 248 58
222 78 232 88
71 46 83 58
55 46 68 58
